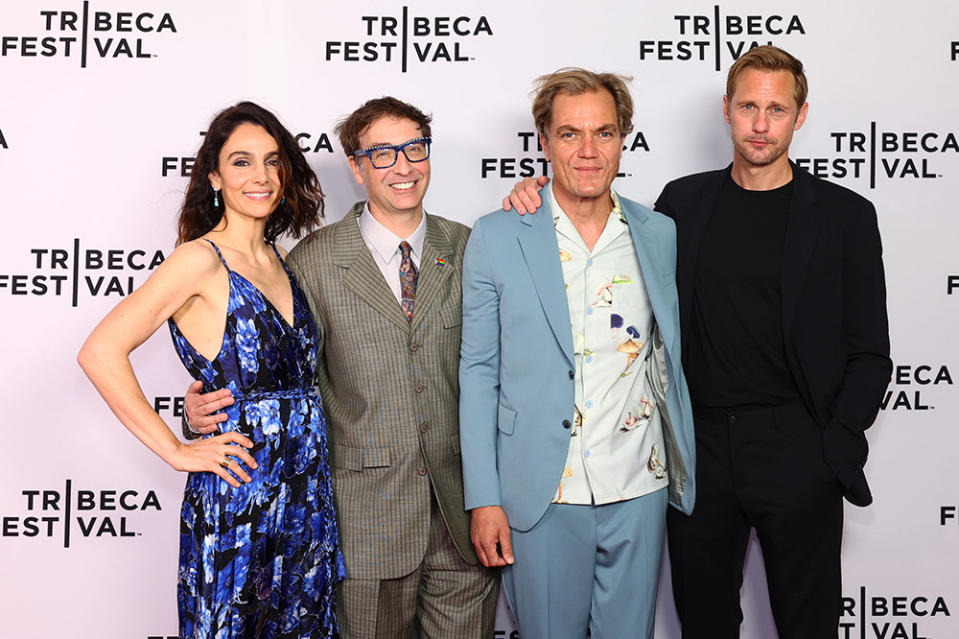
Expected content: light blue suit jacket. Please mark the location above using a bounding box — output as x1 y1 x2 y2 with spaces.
459 195 696 532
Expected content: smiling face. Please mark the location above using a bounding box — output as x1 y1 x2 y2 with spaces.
208 122 281 221
541 90 624 210
723 68 808 172
349 116 430 223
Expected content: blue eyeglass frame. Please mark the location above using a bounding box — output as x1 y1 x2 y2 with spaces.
353 137 432 169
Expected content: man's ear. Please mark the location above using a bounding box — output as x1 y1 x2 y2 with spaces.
348 156 365 186
794 101 809 131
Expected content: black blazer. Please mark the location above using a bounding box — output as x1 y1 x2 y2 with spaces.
654 162 892 507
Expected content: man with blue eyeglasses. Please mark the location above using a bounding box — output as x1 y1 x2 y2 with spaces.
185 97 498 638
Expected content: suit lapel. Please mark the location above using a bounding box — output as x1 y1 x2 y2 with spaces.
410 214 454 328
621 200 677 355
517 199 575 368
781 162 822 339
334 202 411 332
676 166 729 347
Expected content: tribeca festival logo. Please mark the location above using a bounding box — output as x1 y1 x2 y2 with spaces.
638 6 806 71
1 2 177 67
325 6 493 72
480 130 651 179
794 123 959 189
0 239 165 306
162 130 335 178
153 395 186 421
949 274 959 296
841 587 951 639
1 479 162 547
0 126 7 150
952 41 958 61
942 504 958 527
880 363 953 412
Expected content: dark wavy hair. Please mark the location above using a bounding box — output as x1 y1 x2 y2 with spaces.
176 101 324 245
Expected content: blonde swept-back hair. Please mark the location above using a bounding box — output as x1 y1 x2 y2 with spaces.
531 68 634 139
726 45 808 108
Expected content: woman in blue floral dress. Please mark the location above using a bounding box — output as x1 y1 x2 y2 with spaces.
79 102 344 638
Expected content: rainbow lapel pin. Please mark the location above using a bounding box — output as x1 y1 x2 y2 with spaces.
434 258 447 267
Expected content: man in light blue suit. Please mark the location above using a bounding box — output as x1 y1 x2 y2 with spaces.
459 69 696 639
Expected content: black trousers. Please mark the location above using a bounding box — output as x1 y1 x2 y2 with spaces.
667 401 845 639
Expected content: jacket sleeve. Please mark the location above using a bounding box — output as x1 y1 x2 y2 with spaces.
180 413 200 440
653 181 676 220
458 219 504 510
823 200 892 485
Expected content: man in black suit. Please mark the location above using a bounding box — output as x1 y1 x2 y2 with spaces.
652 45 890 639
505 46 891 639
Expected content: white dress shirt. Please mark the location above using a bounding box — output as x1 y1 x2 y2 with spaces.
357 204 426 303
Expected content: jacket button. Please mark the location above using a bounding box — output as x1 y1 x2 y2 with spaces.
410 343 419 352
562 419 571 429
568 370 575 379
414 383 424 393
419 422 429 433
729 415 737 425
417 466 428 476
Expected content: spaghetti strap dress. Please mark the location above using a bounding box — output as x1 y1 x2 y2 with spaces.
168 239 345 638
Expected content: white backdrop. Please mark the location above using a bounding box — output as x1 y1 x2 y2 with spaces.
1 1 956 638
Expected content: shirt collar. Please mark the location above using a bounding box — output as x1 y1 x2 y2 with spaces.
359 203 427 263
548 183 627 247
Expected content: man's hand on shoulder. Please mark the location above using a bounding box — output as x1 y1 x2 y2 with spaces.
470 505 515 567
502 176 549 215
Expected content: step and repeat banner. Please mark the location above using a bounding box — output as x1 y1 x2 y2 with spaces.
1 1 956 637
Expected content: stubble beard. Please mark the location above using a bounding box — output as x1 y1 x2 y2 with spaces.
736 136 786 168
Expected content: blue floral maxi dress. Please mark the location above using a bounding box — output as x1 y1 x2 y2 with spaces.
168 240 345 638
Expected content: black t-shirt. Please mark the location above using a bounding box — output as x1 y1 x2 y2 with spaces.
685 175 801 408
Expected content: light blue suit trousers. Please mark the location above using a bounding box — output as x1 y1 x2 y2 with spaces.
458 196 697 637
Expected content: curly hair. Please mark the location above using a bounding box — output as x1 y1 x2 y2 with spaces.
177 101 324 245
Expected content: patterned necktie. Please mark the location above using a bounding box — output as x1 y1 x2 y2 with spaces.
399 241 418 323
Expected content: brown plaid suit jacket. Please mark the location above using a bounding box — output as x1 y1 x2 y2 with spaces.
286 203 477 579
